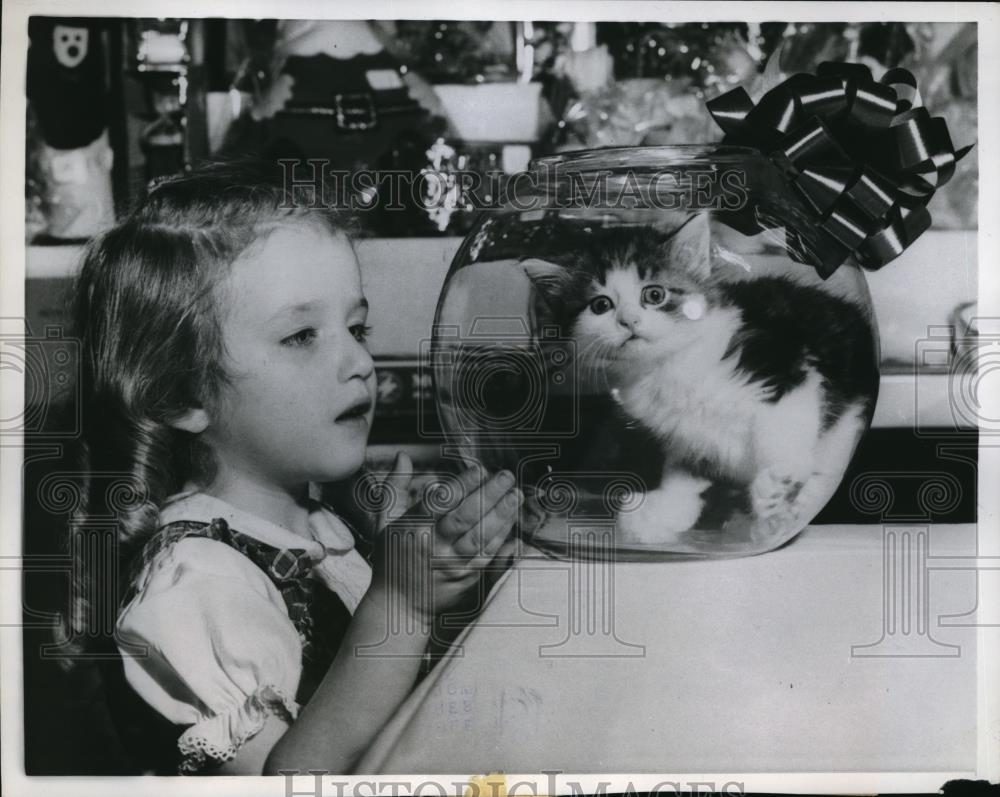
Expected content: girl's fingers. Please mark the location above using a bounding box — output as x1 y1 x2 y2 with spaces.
420 462 487 520
466 520 516 571
385 450 414 491
438 470 517 540
450 488 522 558
440 518 515 583
378 451 414 526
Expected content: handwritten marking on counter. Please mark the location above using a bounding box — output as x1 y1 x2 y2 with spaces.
496 686 544 729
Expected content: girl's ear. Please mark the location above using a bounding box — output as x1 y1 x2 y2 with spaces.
167 407 210 434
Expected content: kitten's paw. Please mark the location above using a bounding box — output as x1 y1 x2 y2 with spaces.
750 469 804 520
616 472 711 544
787 472 832 519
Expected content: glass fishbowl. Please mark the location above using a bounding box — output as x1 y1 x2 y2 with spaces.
429 145 880 559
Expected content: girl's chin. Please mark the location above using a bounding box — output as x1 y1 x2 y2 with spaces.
314 460 366 485
316 439 369 481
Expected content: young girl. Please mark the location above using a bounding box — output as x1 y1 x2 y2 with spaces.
66 159 522 775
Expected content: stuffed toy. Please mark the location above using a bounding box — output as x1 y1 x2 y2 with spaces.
27 17 115 240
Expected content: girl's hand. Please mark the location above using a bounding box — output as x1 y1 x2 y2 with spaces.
322 452 436 539
371 452 455 531
374 452 415 530
517 490 549 538
371 464 522 623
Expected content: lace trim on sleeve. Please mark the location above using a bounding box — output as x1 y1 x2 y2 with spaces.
177 683 300 774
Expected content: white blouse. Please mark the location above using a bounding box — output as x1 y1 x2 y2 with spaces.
115 491 373 773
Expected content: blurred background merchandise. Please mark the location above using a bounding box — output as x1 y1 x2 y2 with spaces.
25 19 977 241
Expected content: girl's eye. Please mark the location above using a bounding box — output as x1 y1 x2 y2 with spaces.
641 285 668 306
589 296 614 315
350 323 373 343
281 327 317 347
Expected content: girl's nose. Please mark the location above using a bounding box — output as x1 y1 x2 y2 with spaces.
341 335 375 383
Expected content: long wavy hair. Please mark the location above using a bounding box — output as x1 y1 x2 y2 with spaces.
60 158 358 663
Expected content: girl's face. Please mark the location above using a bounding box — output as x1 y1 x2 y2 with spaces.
204 221 376 491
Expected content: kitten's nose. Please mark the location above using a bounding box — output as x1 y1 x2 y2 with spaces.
618 308 642 330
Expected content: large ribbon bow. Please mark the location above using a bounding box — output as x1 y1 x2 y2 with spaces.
706 61 973 278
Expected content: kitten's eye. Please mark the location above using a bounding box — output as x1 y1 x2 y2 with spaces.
589 296 614 315
641 285 668 307
350 323 373 343
281 327 317 347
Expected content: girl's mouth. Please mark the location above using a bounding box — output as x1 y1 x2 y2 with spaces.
335 398 372 422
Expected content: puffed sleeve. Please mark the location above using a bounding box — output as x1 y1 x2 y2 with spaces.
115 537 303 773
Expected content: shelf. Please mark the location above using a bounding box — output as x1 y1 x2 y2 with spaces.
873 371 974 431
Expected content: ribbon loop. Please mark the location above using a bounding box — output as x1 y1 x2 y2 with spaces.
795 166 857 215
707 59 973 277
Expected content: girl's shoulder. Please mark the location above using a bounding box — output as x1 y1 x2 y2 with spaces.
119 516 282 618
119 491 286 611
119 488 373 622
120 489 363 611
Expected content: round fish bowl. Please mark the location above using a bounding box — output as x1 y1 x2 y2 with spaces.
430 145 880 558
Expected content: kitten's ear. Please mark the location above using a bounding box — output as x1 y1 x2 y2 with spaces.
522 258 571 307
668 214 712 279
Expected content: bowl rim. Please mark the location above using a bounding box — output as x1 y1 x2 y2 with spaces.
531 144 763 172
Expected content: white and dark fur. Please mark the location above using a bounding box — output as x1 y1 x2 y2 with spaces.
522 215 877 543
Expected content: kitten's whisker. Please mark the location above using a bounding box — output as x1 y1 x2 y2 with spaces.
573 338 600 382
577 338 610 389
579 340 618 394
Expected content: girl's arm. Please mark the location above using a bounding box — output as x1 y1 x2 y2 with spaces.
218 463 520 775
262 584 429 775
212 585 426 776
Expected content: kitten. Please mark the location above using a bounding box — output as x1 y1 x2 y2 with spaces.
522 215 878 544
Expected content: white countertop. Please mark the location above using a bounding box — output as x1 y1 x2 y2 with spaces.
356 523 980 775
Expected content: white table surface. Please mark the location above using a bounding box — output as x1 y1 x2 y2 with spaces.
356 523 980 774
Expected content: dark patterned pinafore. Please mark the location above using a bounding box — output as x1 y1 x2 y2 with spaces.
106 516 373 774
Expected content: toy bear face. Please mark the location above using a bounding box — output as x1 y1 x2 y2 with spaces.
53 25 88 69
